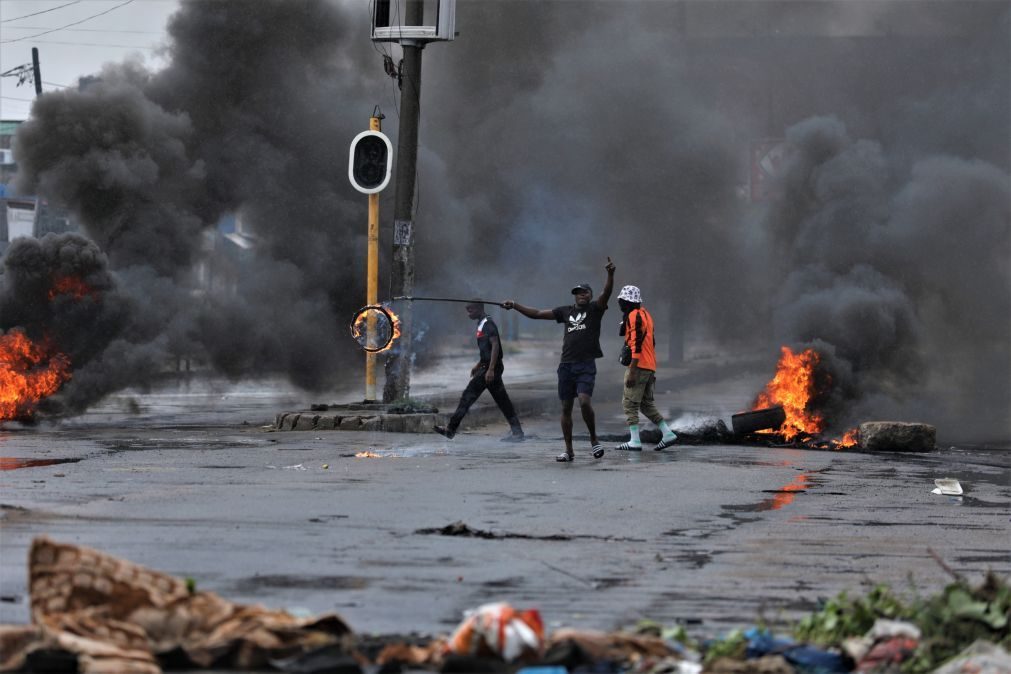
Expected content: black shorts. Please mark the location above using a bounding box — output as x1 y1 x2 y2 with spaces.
557 360 596 400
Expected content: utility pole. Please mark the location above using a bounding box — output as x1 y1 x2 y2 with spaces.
383 0 424 403
31 48 42 97
370 0 455 402
1 48 43 97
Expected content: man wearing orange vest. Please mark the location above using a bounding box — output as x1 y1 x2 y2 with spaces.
615 285 678 451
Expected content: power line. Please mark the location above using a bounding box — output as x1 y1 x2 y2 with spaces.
1 95 35 102
1 0 136 44
1 0 83 24
16 39 156 50
2 25 161 35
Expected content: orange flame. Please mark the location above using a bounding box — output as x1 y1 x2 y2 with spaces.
753 346 826 440
836 428 859 449
48 276 96 301
352 305 402 353
0 330 72 421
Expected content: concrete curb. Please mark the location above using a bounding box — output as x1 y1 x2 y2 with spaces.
273 390 554 434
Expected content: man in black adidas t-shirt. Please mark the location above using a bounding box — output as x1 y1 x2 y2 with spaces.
504 257 615 462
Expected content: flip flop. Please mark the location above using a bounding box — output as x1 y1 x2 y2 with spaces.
614 442 643 451
592 444 605 459
555 452 574 462
655 435 678 450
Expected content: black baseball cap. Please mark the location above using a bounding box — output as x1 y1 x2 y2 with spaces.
571 283 592 295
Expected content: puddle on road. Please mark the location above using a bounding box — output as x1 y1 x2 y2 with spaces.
723 471 817 513
0 457 81 471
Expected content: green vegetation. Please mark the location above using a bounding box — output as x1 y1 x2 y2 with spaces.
702 628 748 666
793 583 911 645
792 573 1010 673
387 397 437 414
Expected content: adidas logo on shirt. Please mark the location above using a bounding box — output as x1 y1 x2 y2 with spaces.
567 312 587 333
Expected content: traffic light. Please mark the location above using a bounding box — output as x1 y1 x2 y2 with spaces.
348 130 393 194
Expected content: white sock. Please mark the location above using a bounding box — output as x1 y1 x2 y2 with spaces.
659 420 676 441
628 424 641 446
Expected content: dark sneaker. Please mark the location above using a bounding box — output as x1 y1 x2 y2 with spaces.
501 433 526 443
592 445 605 459
434 425 456 439
555 452 574 462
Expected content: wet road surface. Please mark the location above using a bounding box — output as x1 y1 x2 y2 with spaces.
1 381 1009 637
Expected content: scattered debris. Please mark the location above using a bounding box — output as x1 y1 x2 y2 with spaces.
2 539 1007 674
415 521 646 543
931 640 1011 674
446 602 544 663
0 538 352 673
418 521 500 539
416 521 574 541
932 478 963 495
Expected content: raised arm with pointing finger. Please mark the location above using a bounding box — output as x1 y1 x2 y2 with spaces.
597 257 615 309
503 257 616 317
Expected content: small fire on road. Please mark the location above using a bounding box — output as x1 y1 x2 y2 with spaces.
750 346 858 449
753 346 826 440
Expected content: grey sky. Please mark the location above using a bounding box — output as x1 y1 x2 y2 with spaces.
1 0 178 120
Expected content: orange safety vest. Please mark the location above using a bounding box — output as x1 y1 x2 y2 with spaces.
624 307 656 372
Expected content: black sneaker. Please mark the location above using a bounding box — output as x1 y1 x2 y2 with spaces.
434 425 456 439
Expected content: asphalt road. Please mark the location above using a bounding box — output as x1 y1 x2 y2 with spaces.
1 378 1009 639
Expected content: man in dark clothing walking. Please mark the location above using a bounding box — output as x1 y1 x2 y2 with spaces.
503 258 615 462
434 302 525 442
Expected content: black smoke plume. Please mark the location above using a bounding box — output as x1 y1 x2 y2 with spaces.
9 0 383 411
4 1 1008 441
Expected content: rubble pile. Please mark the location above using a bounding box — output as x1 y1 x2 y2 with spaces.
1 538 1008 673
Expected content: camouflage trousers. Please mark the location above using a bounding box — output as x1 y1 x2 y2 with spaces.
622 368 663 427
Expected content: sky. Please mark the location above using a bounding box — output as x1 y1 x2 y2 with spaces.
1 0 178 120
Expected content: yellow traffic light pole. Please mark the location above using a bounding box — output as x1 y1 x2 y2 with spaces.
365 115 381 402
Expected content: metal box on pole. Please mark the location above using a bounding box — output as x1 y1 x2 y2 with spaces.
372 0 456 43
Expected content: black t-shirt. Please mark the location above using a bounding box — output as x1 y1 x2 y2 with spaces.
552 301 606 363
475 316 502 365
